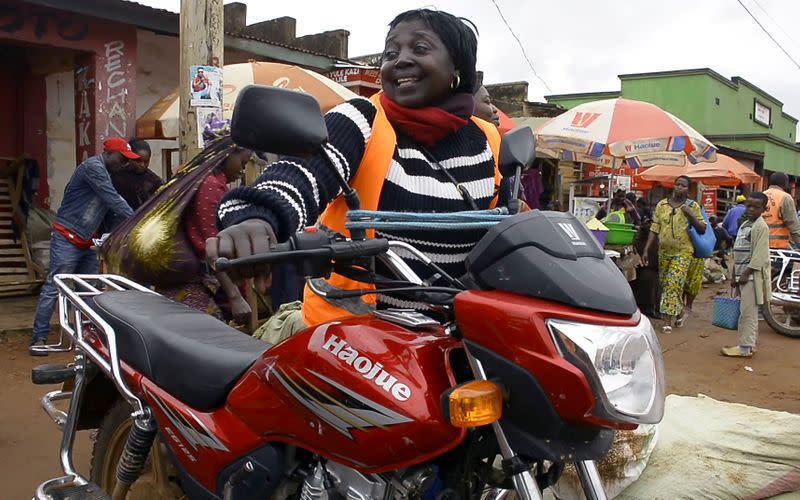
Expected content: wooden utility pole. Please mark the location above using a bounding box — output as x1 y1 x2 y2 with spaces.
179 0 224 163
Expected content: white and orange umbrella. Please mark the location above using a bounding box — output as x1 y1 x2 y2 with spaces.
535 98 717 169
634 154 762 188
136 61 358 139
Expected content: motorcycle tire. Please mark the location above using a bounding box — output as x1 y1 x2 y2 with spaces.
90 400 186 499
763 301 800 338
763 273 800 338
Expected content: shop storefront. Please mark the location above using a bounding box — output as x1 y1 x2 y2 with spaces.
2 0 346 211
325 66 381 97
0 1 138 207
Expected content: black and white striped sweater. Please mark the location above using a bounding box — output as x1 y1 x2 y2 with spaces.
218 97 501 309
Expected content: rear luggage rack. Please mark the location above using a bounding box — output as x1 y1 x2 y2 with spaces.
40 274 155 416
32 274 156 500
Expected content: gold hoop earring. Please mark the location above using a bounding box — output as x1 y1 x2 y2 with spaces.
451 72 461 90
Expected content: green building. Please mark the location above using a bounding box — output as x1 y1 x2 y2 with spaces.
545 68 800 182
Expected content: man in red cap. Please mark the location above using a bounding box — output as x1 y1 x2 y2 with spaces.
30 137 137 355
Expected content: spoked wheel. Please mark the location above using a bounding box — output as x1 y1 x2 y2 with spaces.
90 400 186 499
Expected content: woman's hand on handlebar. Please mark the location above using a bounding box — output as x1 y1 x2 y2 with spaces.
206 219 277 294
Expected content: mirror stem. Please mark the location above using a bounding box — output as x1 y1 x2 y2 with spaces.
508 165 523 215
321 148 367 240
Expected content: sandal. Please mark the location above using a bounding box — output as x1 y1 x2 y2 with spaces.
661 325 673 334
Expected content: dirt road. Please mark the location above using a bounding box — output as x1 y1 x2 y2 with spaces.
658 281 800 414
1 285 799 498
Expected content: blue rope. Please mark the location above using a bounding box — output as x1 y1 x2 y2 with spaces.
344 208 511 231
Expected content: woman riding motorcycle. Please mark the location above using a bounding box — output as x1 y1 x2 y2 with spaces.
208 9 510 337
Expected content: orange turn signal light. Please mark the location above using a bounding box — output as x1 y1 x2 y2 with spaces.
447 380 503 428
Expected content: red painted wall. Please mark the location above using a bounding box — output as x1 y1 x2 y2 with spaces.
0 1 138 206
0 49 22 158
22 72 48 207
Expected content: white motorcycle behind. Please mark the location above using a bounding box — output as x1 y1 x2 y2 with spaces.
763 248 800 338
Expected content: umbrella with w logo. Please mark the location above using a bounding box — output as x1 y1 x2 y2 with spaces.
535 98 717 168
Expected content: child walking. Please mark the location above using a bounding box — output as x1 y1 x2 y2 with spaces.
722 192 771 358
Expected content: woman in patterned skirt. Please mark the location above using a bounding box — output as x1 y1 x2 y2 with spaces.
679 257 704 327
643 176 707 333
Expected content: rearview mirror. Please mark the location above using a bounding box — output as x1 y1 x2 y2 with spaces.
498 126 536 177
231 85 328 156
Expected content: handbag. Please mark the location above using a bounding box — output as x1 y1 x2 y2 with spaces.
102 137 235 288
687 201 716 258
712 295 740 330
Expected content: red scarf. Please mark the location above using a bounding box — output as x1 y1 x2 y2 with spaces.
379 93 475 146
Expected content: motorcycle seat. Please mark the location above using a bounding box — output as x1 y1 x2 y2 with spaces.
89 290 270 411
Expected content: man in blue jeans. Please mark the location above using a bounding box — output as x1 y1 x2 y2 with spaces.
29 137 137 355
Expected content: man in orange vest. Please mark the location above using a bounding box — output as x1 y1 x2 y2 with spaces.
763 172 800 249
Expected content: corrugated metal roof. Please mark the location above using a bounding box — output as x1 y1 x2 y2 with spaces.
116 0 178 17
226 31 343 61
111 0 345 61
22 0 350 68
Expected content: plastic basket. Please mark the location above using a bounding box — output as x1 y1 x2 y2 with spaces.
712 296 740 330
605 222 635 246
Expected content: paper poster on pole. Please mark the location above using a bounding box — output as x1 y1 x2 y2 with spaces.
197 107 222 148
190 65 223 107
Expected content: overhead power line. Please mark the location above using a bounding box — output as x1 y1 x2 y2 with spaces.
751 0 800 50
735 0 800 71
488 0 553 93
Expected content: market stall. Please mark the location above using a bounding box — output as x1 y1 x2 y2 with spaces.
568 174 632 223
536 98 719 285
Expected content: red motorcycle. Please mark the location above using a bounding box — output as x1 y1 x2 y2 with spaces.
32 86 665 500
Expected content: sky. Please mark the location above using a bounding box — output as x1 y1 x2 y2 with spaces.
139 0 800 122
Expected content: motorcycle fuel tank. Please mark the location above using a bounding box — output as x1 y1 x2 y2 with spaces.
226 317 465 473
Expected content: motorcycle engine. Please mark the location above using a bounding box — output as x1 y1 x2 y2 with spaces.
300 461 435 500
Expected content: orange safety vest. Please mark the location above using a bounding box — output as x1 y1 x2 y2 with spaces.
301 93 502 326
764 187 792 249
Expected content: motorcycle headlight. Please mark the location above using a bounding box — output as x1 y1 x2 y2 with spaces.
547 317 665 425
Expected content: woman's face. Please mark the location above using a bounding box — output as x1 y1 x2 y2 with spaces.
380 19 456 108
130 150 151 174
474 86 499 126
673 178 690 198
223 149 251 183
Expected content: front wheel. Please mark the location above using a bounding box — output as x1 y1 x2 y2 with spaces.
90 400 186 499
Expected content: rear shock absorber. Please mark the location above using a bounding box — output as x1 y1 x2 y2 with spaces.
112 413 157 500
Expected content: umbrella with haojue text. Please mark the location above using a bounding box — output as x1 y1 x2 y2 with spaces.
535 98 718 169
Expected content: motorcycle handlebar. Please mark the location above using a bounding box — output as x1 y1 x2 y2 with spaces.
214 237 389 272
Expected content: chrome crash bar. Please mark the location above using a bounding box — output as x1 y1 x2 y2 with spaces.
770 248 800 294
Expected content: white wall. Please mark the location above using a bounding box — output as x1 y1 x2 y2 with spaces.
136 29 179 178
45 71 76 210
